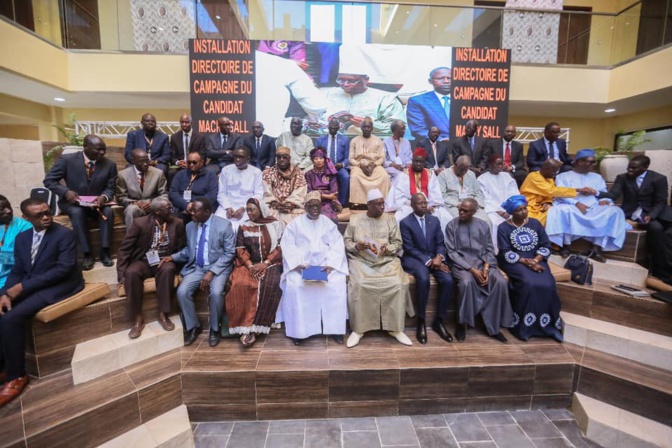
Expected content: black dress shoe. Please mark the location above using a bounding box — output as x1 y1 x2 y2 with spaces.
416 321 427 345
432 321 453 343
292 338 302 346
492 332 508 343
184 326 202 346
560 246 571 258
208 329 221 347
456 324 466 342
332 335 344 344
100 249 114 267
82 254 94 271
590 247 607 263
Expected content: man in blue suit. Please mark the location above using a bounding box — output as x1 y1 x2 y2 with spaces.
315 117 350 205
162 198 236 347
0 198 84 406
44 134 117 270
406 67 452 141
526 122 572 173
124 113 171 174
400 193 454 345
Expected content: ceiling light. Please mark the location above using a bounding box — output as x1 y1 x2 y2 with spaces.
604 108 616 113
53 97 66 102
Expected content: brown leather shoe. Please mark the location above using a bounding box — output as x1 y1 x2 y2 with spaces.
0 375 29 407
158 315 175 332
128 323 145 339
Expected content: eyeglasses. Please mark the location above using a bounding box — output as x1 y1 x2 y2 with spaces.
336 77 364 86
28 211 53 219
186 161 200 165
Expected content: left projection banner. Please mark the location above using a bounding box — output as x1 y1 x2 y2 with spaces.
189 39 255 134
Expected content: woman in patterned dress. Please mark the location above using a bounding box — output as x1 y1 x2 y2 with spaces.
497 195 563 342
226 198 284 347
304 147 342 223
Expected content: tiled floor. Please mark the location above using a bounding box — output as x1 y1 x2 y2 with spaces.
192 409 603 448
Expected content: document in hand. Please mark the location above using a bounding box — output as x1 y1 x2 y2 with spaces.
302 266 328 282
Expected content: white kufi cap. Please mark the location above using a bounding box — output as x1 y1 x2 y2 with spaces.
366 189 384 202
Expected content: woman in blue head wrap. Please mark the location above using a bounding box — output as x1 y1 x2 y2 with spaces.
496 195 563 342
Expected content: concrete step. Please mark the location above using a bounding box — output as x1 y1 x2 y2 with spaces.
549 254 649 287
562 312 672 371
568 229 647 264
83 263 118 285
572 393 671 448
72 316 183 385
98 405 193 448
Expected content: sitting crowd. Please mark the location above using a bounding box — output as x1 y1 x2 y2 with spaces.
0 113 670 408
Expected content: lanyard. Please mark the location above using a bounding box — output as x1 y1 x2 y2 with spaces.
0 224 8 248
186 173 197 191
153 220 167 250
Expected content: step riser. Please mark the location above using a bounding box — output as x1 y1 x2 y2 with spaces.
568 230 647 264
99 405 194 448
549 254 648 287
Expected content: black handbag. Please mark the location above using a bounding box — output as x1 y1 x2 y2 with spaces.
563 254 593 285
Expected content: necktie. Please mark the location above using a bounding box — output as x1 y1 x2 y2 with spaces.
504 142 511 167
469 137 474 150
442 95 450 116
139 172 145 190
222 135 228 147
420 217 426 237
196 223 207 267
184 134 190 159
87 161 95 180
548 141 555 160
330 136 336 162
636 175 644 189
431 141 438 168
31 232 42 265
256 138 261 153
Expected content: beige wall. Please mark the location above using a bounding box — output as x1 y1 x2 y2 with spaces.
0 125 41 140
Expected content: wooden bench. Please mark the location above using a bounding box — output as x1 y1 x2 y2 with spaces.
34 283 110 323
118 276 182 297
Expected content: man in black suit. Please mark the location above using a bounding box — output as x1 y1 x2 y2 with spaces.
414 126 450 174
168 113 206 182
124 113 171 174
451 120 491 175
243 121 276 170
44 134 117 270
205 116 243 174
489 125 528 187
0 198 84 406
601 155 672 284
400 193 454 345
526 122 572 173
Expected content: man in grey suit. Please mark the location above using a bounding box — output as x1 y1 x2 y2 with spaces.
161 198 235 347
43 134 117 270
117 149 168 229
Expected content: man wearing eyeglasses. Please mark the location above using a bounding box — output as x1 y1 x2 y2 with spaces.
0 198 83 407
546 149 627 263
322 72 406 137
169 152 218 223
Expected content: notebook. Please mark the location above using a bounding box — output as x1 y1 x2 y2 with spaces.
301 266 328 282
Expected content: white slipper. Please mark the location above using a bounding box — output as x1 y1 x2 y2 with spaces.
389 331 413 346
346 332 363 348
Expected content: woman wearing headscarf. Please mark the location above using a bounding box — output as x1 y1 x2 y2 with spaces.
304 147 342 223
497 195 563 342
226 198 284 347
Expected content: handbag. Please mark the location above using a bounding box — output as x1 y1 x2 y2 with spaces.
563 254 593 285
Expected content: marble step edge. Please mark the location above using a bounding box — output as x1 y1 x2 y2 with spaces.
71 316 183 385
562 312 672 372
97 405 193 448
571 393 671 448
549 254 649 287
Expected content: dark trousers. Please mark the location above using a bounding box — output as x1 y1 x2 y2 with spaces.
0 285 79 380
337 168 351 206
646 219 672 283
124 260 177 320
402 258 454 321
64 204 114 254
510 169 529 188
204 162 231 175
